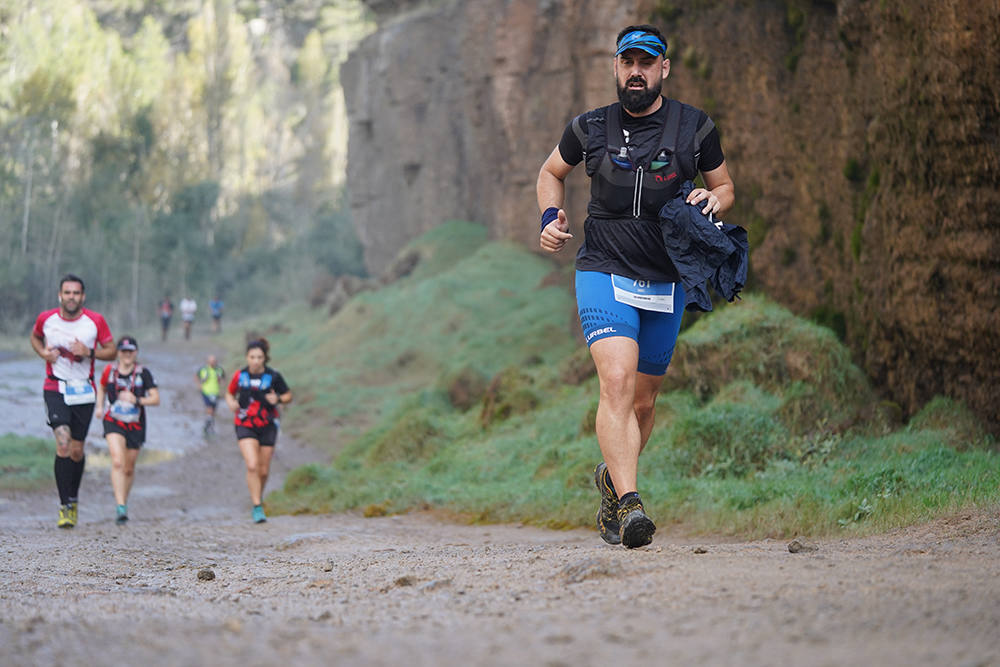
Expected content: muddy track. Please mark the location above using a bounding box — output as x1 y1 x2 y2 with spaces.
1 337 999 666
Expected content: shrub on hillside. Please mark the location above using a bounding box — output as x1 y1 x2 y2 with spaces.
670 400 790 477
443 366 490 411
479 368 539 427
906 396 992 450
664 297 875 436
368 409 443 462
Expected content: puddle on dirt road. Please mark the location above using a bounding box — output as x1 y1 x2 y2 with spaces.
0 342 226 457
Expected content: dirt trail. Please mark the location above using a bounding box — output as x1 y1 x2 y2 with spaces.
1 336 999 666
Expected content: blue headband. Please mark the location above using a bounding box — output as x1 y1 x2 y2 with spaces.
615 30 666 57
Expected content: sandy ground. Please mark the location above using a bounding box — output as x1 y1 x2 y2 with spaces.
1 337 999 666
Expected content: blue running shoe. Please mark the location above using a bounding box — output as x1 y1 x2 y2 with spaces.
252 505 267 524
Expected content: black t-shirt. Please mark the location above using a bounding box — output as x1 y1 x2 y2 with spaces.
557 100 725 282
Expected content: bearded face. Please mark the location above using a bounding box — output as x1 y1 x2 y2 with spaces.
616 73 662 114
58 282 84 316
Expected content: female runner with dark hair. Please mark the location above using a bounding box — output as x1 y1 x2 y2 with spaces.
225 338 292 523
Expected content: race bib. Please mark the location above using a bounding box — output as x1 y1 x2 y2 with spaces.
110 400 141 423
611 275 675 313
60 379 96 405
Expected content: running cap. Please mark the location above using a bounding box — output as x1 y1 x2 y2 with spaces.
615 30 667 58
117 336 138 351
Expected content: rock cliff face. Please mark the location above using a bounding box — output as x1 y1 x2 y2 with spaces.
343 0 1000 430
342 0 638 270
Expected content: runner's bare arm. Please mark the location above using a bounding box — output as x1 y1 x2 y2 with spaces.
94 380 106 420
29 331 58 363
140 387 160 407
537 146 575 253
686 160 735 216
265 388 292 406
95 339 117 361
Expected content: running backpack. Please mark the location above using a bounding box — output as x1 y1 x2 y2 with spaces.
581 99 702 221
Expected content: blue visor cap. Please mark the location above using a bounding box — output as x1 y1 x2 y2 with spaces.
615 31 667 58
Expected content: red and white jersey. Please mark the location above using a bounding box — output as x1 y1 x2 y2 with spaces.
32 308 113 392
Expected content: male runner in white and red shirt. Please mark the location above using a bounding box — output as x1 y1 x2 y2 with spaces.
29 274 116 528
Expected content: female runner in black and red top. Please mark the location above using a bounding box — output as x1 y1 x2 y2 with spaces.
94 335 159 525
225 338 292 523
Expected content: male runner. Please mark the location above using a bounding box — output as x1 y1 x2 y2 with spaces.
536 25 735 547
196 354 225 435
180 296 197 340
209 296 224 333
30 274 116 527
158 296 173 341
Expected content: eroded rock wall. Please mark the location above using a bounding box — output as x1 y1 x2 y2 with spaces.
343 0 1000 430
342 0 638 269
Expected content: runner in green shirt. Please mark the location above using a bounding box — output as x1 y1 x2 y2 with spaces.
196 355 225 435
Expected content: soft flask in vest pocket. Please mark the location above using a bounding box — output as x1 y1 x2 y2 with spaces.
585 100 688 220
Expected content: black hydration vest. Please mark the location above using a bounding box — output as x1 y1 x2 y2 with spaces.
583 99 699 222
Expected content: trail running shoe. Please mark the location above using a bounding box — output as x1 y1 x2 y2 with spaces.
617 494 655 549
67 502 78 527
252 505 267 524
57 504 74 529
594 462 621 545
116 505 129 526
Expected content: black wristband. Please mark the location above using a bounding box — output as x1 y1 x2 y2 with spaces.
540 207 560 235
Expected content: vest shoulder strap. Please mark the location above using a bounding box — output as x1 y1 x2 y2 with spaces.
660 98 682 156
605 102 622 139
112 362 142 388
584 106 611 176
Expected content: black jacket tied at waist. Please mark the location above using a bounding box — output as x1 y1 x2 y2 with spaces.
659 181 749 312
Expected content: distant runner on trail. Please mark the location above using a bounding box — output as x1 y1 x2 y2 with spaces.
224 338 292 523
209 296 224 333
94 336 160 525
196 354 225 436
180 297 197 340
158 296 173 341
29 274 116 528
536 25 737 548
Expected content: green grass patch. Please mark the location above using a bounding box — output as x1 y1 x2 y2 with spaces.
0 434 53 491
233 221 576 443
263 223 999 538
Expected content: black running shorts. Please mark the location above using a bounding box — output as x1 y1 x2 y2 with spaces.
44 390 95 442
103 419 145 450
235 423 278 447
